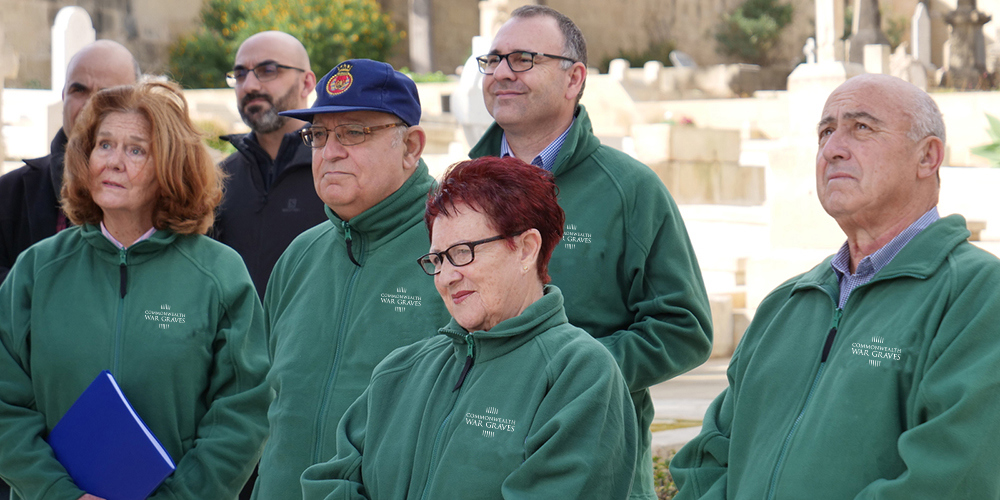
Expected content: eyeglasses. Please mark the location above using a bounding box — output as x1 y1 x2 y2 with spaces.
300 122 405 148
417 234 508 276
226 62 306 87
475 51 577 75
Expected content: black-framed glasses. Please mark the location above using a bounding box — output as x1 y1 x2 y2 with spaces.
417 234 508 276
226 62 306 87
475 51 577 75
300 122 405 148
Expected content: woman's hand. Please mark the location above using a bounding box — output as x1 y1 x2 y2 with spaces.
78 495 106 500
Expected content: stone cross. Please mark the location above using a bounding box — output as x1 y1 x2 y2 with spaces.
848 0 890 64
815 0 845 62
941 0 991 88
803 37 817 63
912 2 932 67
51 6 95 95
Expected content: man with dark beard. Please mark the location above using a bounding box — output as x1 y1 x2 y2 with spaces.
213 31 327 299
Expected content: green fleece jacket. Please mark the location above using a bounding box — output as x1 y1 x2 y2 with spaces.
254 162 452 500
0 224 269 500
671 215 1000 499
471 106 713 498
300 286 637 499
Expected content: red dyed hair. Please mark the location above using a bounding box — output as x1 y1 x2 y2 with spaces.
425 156 564 284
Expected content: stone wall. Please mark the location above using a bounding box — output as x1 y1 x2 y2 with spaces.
0 0 202 88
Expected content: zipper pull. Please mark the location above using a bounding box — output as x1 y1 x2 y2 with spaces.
453 335 475 392
342 221 361 267
118 249 128 299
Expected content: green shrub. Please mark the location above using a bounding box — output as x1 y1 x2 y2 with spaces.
598 39 677 74
715 0 793 65
653 452 679 500
971 113 1000 167
169 0 402 89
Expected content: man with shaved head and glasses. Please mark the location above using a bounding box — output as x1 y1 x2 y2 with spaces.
212 31 327 299
671 75 1000 499
0 40 139 284
469 6 713 498
250 59 449 499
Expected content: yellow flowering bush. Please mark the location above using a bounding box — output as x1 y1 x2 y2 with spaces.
169 0 402 89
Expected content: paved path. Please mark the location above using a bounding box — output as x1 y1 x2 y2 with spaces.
649 356 730 454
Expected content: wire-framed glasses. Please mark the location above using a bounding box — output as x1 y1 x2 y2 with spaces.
299 122 405 148
226 62 306 87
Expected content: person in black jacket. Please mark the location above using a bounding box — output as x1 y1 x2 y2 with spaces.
213 31 326 299
0 40 138 283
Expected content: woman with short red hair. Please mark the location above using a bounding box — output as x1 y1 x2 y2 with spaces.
301 155 638 499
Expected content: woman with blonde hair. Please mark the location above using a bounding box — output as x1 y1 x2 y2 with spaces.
0 81 269 500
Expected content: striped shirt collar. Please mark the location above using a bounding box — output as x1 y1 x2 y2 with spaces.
100 221 157 250
499 118 575 172
830 207 940 308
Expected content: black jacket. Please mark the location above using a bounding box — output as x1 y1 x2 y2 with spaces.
0 129 69 283
212 131 326 299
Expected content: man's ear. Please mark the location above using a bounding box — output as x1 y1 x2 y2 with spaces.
564 62 586 101
402 126 426 171
917 135 944 180
300 71 317 100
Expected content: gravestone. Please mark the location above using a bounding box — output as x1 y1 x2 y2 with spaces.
912 2 932 68
643 60 663 85
803 37 817 64
409 0 433 74
864 44 891 74
669 50 696 68
815 0 844 62
608 58 629 81
51 6 95 96
847 0 890 64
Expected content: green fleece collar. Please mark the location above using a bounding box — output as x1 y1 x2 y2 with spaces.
79 223 178 265
793 214 970 295
324 160 435 251
438 285 569 363
470 106 601 177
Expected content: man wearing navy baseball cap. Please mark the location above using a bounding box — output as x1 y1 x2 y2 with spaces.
251 59 451 500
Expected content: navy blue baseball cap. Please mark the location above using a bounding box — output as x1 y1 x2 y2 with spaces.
279 59 421 126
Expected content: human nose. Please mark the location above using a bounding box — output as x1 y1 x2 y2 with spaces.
435 257 462 285
240 70 263 92
491 55 517 80
319 131 347 161
820 128 850 163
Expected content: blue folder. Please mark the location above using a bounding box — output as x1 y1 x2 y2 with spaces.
47 370 175 500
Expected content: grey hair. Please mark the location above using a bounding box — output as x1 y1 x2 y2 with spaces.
391 124 409 148
510 5 587 104
907 91 945 145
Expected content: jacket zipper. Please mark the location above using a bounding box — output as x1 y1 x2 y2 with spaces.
765 307 843 500
312 246 364 462
342 221 361 266
453 334 475 391
113 248 129 376
419 335 476 500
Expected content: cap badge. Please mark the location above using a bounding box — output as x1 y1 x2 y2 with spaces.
326 64 354 96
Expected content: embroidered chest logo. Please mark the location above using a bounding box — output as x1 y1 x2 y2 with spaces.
379 287 423 313
143 304 187 330
850 336 903 367
562 223 592 250
464 406 517 438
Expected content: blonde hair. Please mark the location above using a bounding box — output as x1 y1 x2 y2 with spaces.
62 80 223 235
